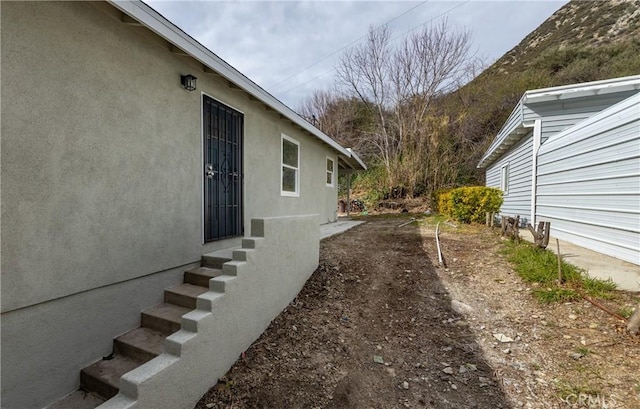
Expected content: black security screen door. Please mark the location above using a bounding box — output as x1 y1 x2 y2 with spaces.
203 96 243 242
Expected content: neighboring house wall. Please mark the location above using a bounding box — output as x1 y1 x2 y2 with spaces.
524 91 637 141
486 132 534 224
537 94 640 266
1 2 339 408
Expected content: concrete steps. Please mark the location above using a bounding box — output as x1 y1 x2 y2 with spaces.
164 283 208 309
114 327 167 362
141 303 191 334
81 355 141 400
184 266 224 287
201 250 234 269
75 261 229 404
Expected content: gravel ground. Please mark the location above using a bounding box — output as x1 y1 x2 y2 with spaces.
195 216 640 409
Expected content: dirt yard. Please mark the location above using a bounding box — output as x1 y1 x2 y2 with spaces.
196 216 640 409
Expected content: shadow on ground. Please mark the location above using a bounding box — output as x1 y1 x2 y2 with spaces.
196 217 511 409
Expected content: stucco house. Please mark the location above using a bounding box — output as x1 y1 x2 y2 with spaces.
478 75 640 285
1 2 365 409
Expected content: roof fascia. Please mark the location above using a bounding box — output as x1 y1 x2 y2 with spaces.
343 148 367 171
477 95 525 169
523 75 640 104
478 75 640 169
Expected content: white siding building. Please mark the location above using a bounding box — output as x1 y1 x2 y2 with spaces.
479 76 640 279
536 93 640 266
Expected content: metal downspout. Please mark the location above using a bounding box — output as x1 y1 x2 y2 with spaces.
346 170 352 217
531 119 542 226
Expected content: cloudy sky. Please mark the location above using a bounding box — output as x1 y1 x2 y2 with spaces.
146 0 567 109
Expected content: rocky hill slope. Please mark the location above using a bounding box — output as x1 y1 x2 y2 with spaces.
451 0 640 183
492 0 640 75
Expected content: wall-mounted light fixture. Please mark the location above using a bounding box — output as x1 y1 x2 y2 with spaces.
181 74 197 91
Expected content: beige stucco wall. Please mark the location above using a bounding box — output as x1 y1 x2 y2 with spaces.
1 1 337 312
1 2 337 408
100 215 320 409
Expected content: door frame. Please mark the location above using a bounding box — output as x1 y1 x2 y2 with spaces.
200 92 244 243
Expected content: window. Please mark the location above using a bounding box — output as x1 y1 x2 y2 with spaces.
500 164 509 195
281 134 299 196
326 157 335 187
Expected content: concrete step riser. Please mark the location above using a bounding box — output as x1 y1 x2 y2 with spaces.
80 370 118 401
113 339 157 363
141 313 181 334
74 260 223 406
184 271 210 287
201 256 231 269
80 355 142 402
164 291 197 309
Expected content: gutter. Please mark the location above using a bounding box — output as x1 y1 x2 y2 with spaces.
529 119 542 226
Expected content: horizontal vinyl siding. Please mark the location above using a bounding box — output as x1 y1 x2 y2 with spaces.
536 94 640 265
486 133 533 223
485 165 501 188
543 221 639 266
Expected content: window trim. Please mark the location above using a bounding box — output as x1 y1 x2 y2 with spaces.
326 156 335 187
281 134 300 197
500 163 509 195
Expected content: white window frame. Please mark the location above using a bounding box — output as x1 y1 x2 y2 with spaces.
500 163 509 195
326 156 335 187
281 134 300 197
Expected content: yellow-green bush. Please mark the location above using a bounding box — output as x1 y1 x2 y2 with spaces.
439 186 503 223
432 188 452 215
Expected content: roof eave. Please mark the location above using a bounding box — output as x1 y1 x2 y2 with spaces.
477 124 530 169
477 96 526 169
344 148 367 171
523 75 640 104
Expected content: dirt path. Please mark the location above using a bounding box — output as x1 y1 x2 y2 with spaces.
196 217 640 409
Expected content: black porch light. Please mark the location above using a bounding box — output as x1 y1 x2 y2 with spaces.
181 74 197 91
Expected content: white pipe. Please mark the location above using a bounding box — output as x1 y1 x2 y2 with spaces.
398 218 416 228
436 222 444 265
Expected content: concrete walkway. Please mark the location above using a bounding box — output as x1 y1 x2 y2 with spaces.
203 219 365 260
521 230 640 292
320 219 364 240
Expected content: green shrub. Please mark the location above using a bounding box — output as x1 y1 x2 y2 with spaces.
432 188 452 214
351 165 389 209
441 186 503 223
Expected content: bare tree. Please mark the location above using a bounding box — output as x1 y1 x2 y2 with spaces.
299 88 350 142
299 88 378 161
336 19 474 195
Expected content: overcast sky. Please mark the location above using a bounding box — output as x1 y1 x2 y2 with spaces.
146 1 567 109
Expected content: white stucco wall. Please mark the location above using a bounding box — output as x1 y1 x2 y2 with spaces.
1 2 338 408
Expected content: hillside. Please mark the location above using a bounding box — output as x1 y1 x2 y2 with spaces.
444 0 640 185
492 0 640 75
